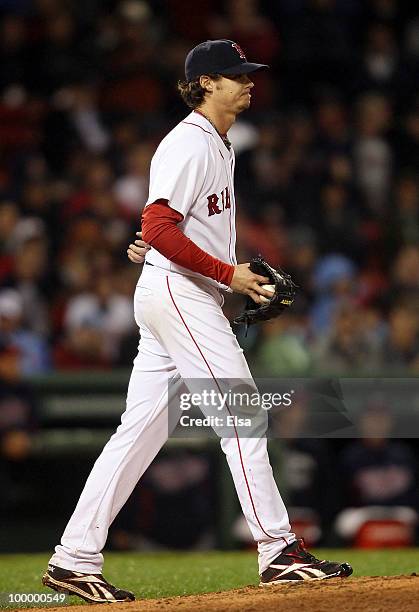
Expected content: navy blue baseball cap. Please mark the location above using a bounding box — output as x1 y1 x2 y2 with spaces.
185 39 268 82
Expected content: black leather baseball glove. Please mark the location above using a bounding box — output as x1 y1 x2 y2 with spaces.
234 256 297 330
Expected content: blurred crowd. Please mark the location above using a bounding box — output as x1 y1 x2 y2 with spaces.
1 0 419 378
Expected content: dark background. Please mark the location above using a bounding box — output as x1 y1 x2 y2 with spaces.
1 0 419 552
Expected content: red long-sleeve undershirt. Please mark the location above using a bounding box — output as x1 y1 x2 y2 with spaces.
141 200 234 286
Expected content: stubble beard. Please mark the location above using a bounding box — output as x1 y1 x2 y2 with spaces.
236 97 251 113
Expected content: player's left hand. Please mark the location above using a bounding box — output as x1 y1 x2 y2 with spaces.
127 232 150 264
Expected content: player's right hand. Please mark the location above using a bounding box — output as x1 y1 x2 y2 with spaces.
230 263 272 304
127 232 151 264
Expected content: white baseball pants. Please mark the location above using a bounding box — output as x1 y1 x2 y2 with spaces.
50 265 295 574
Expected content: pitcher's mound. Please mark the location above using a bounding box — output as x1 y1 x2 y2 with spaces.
41 575 419 612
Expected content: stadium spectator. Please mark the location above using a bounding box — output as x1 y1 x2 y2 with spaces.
0 288 49 377
381 303 419 371
312 302 383 374
0 0 416 375
252 313 311 377
0 373 39 518
310 254 357 334
113 142 153 218
336 401 419 544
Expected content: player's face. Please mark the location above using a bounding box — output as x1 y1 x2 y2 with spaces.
212 74 255 113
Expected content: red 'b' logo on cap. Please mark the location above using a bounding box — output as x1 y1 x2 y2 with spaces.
231 42 246 60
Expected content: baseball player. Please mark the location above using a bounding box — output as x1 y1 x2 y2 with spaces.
42 40 352 603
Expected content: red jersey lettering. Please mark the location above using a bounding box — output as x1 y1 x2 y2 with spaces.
225 186 231 209
207 193 221 216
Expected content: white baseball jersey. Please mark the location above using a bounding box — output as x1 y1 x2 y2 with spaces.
144 111 237 287
50 109 295 580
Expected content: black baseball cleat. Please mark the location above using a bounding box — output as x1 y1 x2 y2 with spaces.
42 564 135 604
260 539 353 585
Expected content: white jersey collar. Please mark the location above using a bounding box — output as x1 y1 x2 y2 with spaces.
185 111 232 153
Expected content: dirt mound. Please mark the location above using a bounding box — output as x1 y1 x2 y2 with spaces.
26 575 419 612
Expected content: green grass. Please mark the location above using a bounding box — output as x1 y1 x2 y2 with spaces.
0 549 418 607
